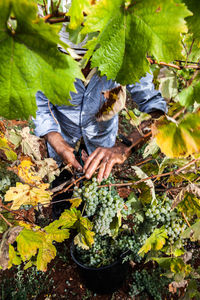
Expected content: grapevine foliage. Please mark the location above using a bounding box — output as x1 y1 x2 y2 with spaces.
82 0 191 84
0 0 83 120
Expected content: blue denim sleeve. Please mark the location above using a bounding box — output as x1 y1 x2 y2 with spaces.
126 73 167 113
33 91 60 137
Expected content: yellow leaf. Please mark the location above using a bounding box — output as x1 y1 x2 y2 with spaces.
36 243 56 272
8 245 21 269
138 227 168 256
0 133 17 161
14 159 42 185
59 208 81 228
69 197 82 208
4 182 52 210
153 112 200 158
16 228 44 261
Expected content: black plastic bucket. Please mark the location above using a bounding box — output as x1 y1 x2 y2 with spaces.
70 243 130 294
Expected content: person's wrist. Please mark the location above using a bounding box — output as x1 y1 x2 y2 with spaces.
116 143 131 159
61 145 74 158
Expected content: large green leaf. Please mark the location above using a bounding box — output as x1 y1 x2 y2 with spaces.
178 76 200 107
184 0 200 42
82 0 191 84
0 0 83 120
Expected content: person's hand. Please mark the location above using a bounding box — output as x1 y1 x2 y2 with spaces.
61 147 83 171
44 132 82 171
83 145 130 182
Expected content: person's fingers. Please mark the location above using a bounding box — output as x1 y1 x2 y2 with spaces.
65 155 83 171
103 159 116 179
83 148 100 171
72 157 83 171
84 150 105 179
97 158 107 183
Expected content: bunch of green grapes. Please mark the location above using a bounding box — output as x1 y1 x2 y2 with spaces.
73 177 99 216
144 197 186 244
73 176 124 236
129 269 171 300
75 231 141 267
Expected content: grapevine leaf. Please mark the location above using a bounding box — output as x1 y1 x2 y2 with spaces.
9 127 44 161
126 109 151 128
0 134 17 161
132 166 156 203
123 192 144 222
35 158 60 183
4 182 52 210
110 211 122 238
69 197 82 208
82 0 191 84
151 257 192 279
143 138 160 159
76 216 95 248
16 228 44 261
162 239 185 257
0 0 84 120
13 159 43 185
7 129 22 148
138 227 168 256
8 245 21 269
176 192 200 219
44 220 70 243
67 0 92 29
37 243 57 272
181 219 200 241
172 183 200 209
153 112 200 158
74 233 89 250
157 67 178 101
96 86 126 121
184 0 200 42
23 260 33 270
178 78 200 107
58 207 80 228
16 226 63 271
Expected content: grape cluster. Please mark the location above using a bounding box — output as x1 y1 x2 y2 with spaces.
144 197 186 244
75 231 141 267
129 269 170 300
73 176 124 236
94 189 124 236
73 177 99 216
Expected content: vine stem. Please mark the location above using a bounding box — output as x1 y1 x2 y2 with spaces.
52 175 86 198
97 158 200 189
0 212 13 227
181 212 191 228
0 203 21 216
147 57 200 70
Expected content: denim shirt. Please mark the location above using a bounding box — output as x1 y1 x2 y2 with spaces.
33 72 167 165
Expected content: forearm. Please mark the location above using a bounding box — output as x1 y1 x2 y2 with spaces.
44 132 73 157
44 132 82 170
